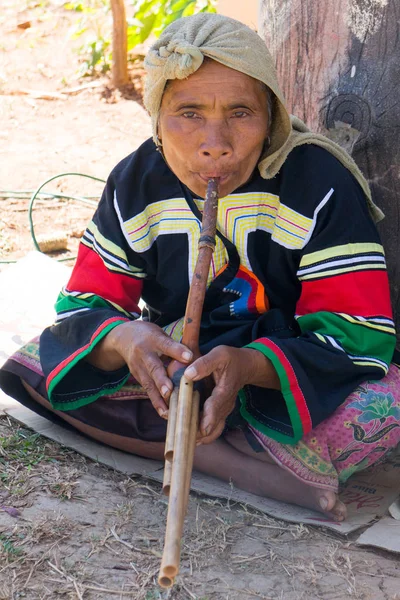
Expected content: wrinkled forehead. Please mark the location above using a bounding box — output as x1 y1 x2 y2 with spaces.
159 58 272 120
161 57 269 101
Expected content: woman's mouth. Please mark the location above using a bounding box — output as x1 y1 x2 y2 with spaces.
198 173 230 185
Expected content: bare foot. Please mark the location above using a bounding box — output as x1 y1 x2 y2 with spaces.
314 489 347 521
237 462 347 522
194 433 348 521
21 381 347 520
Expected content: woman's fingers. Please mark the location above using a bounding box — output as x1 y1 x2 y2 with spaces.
200 388 235 436
116 321 193 370
143 352 173 400
154 330 193 363
140 375 168 419
90 320 198 420
136 364 169 418
196 419 226 445
113 321 195 416
184 346 248 444
184 351 217 381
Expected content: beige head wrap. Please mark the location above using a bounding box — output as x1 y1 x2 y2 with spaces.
144 13 383 222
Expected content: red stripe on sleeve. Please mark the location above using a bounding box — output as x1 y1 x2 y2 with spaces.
47 316 129 390
296 270 393 318
254 338 313 435
67 245 143 314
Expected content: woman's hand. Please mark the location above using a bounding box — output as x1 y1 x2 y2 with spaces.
184 346 280 445
87 321 193 417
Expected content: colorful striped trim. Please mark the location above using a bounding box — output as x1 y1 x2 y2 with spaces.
298 243 386 281
312 331 391 373
47 317 130 406
301 189 334 246
299 242 385 267
82 222 146 279
124 193 316 283
239 339 312 443
163 317 185 342
123 199 201 274
223 265 269 318
298 313 396 338
67 245 143 315
348 358 389 373
211 191 314 254
273 202 313 249
55 290 138 321
55 306 91 322
298 254 386 274
312 332 345 352
122 196 227 285
297 311 395 370
335 313 396 336
298 263 386 281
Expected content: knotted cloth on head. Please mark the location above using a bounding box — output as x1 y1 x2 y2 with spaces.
144 13 383 222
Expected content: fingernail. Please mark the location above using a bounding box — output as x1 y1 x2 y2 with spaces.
184 366 196 378
204 425 211 436
161 385 169 398
182 351 192 361
158 408 167 419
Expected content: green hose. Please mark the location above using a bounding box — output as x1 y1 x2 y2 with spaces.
0 172 105 264
28 172 105 252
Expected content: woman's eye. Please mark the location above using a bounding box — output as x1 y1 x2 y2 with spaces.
182 111 198 119
233 111 249 118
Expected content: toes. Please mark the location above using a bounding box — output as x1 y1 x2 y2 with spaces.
330 498 347 522
318 492 347 521
318 491 336 513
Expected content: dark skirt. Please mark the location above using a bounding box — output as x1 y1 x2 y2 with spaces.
0 337 168 442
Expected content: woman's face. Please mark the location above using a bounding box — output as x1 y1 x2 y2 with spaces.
158 59 270 198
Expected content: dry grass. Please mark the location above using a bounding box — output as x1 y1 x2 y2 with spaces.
0 415 86 500
0 414 399 599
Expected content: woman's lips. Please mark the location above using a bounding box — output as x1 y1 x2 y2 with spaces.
198 173 230 184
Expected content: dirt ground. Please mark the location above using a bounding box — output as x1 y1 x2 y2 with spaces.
0 2 400 599
0 0 150 265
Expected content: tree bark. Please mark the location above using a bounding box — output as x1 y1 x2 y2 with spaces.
259 0 400 346
110 0 129 88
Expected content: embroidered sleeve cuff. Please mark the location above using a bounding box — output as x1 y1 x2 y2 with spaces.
46 316 130 410
238 338 313 444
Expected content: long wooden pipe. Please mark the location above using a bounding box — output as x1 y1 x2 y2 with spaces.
158 178 219 588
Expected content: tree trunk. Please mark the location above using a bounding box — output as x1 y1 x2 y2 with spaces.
259 0 400 347
110 0 129 88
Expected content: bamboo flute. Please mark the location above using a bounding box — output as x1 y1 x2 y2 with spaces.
158 178 219 588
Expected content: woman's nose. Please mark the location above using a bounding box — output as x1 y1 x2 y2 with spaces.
199 120 232 159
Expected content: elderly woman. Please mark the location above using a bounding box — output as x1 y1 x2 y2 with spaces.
1 13 399 521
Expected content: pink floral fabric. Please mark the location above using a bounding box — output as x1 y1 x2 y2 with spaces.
250 364 400 491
